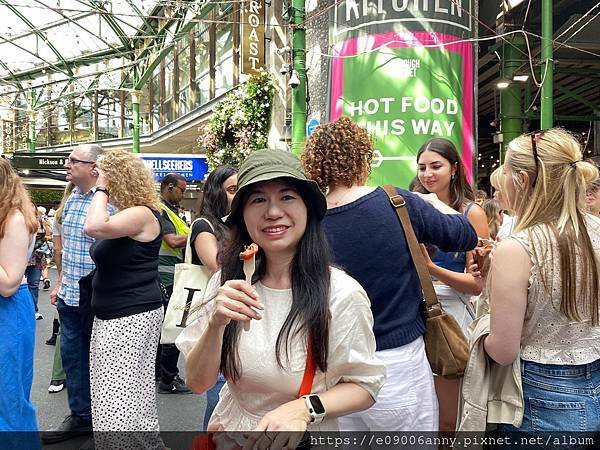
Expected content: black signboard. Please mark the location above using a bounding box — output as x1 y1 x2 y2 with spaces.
10 153 69 170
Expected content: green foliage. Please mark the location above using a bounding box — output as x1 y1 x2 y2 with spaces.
198 71 276 170
28 188 63 206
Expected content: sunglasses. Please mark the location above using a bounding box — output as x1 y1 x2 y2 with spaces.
67 157 95 165
527 131 545 187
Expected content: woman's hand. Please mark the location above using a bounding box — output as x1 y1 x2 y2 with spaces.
466 256 482 278
419 243 435 270
209 279 264 329
243 398 311 450
91 167 108 188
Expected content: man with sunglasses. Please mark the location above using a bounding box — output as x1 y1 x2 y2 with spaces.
44 144 115 444
156 174 192 394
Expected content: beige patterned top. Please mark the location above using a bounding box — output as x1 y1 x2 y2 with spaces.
176 267 386 432
511 214 600 365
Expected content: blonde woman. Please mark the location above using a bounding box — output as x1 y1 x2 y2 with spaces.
586 179 600 216
482 199 502 241
485 129 600 431
0 158 39 441
84 150 165 449
489 167 516 240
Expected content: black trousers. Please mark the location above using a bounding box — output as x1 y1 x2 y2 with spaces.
156 284 181 384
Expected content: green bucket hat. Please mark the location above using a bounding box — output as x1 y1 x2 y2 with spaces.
227 149 326 225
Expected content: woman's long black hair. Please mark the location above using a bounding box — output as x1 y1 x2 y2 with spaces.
416 138 474 212
219 178 331 381
197 165 238 245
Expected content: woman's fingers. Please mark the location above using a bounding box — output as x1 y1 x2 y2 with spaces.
211 280 265 327
220 280 264 310
218 297 262 320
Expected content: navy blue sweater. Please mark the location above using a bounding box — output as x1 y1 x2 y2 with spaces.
323 187 478 351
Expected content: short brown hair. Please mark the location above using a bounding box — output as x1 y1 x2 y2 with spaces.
302 116 374 191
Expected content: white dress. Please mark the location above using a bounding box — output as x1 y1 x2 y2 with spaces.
176 267 386 431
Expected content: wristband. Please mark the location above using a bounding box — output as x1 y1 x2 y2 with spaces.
93 186 109 198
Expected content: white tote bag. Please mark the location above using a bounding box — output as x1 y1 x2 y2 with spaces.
160 218 214 344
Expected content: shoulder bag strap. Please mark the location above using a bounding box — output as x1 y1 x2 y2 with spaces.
382 185 440 309
297 337 316 397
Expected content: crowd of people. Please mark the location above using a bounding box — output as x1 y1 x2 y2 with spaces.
0 118 599 448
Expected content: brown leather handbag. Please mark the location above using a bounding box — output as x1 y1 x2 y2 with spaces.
383 185 469 379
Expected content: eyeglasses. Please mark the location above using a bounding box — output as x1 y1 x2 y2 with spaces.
67 157 95 165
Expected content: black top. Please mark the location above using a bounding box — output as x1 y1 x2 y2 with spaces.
189 217 216 265
90 209 163 320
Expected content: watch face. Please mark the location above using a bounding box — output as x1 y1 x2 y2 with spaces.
309 395 325 415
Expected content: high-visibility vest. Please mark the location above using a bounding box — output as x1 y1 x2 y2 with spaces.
159 204 190 285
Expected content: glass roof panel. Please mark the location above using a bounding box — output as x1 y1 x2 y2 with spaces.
0 0 157 77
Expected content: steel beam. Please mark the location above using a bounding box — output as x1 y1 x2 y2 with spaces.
555 84 599 112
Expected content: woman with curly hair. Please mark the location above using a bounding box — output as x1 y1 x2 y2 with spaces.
0 157 40 444
490 167 517 240
302 117 478 431
84 149 165 449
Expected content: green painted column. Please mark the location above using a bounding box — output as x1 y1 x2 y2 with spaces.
28 110 36 153
28 88 36 153
290 0 306 155
500 36 525 156
540 0 553 129
131 90 141 153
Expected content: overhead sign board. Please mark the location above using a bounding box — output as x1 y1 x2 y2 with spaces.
141 154 209 181
11 153 69 170
328 0 475 188
10 152 209 182
241 0 265 75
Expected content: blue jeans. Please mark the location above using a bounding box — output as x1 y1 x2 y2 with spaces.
203 373 226 430
0 285 40 449
24 266 41 313
498 359 600 432
57 297 91 421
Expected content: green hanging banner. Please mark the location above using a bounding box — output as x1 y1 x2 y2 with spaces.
328 1 476 188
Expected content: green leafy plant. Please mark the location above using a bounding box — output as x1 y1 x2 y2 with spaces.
28 188 64 206
198 71 275 169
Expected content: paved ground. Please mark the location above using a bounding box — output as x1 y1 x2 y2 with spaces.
32 268 207 447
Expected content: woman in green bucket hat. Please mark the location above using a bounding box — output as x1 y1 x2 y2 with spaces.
176 149 385 446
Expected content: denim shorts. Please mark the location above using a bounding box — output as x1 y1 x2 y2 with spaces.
498 358 600 432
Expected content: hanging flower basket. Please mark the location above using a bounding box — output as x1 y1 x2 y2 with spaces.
198 70 275 170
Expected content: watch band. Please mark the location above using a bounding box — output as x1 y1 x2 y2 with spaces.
302 394 326 424
94 186 109 198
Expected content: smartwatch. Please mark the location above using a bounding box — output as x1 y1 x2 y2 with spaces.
302 394 326 424
93 186 109 198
